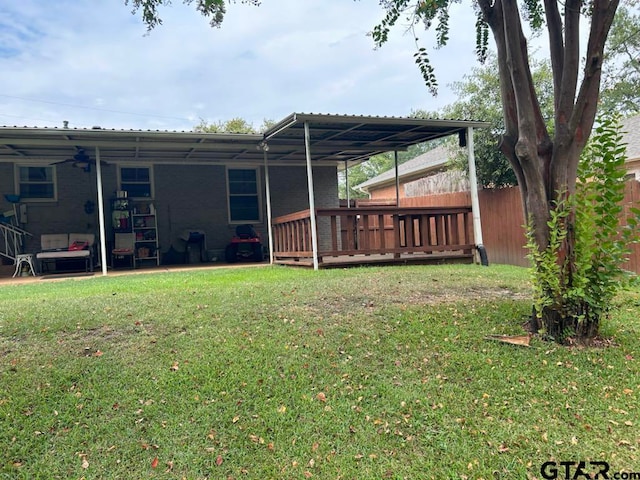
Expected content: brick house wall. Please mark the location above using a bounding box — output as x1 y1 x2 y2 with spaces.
1 162 339 260
268 165 339 251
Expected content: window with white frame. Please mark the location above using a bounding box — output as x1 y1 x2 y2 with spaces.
16 165 57 201
119 166 153 198
227 168 260 223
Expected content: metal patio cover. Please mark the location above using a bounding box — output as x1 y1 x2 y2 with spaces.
0 112 489 275
0 113 488 165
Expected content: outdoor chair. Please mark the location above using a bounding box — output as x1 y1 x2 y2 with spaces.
111 232 135 269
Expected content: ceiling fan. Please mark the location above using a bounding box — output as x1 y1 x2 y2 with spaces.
51 148 109 173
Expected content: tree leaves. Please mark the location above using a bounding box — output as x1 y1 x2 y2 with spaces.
373 0 460 96
475 13 489 63
413 48 438 96
125 0 261 32
371 0 411 49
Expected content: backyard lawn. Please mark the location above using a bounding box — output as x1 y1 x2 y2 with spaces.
0 264 638 479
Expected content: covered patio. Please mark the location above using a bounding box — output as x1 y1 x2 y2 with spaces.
0 113 488 276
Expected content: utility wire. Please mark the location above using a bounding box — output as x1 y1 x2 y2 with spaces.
0 94 193 122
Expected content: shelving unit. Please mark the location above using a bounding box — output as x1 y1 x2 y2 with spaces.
132 209 159 267
110 198 160 268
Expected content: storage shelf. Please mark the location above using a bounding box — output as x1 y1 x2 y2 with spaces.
111 199 160 268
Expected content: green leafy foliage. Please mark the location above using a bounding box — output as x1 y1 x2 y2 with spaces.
574 116 638 313
371 0 410 48
527 115 639 341
600 4 640 116
413 48 438 95
522 0 545 31
373 0 471 95
126 0 260 31
193 117 275 134
474 13 489 63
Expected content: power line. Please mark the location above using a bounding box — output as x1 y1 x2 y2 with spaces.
0 94 194 122
0 111 63 126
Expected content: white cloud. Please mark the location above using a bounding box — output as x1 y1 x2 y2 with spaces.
0 0 481 131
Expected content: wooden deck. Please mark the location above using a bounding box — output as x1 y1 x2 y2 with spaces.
272 206 477 268
1 205 478 277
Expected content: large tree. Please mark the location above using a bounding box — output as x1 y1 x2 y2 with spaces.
373 1 620 341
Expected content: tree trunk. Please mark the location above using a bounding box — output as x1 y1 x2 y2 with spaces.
476 0 620 344
539 304 600 345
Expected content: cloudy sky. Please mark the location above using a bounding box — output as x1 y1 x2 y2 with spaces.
0 0 482 132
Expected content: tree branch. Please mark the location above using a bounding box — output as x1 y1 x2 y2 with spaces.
556 0 581 121
568 0 620 166
543 0 564 108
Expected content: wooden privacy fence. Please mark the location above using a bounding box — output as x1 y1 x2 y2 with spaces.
272 206 475 265
368 180 640 273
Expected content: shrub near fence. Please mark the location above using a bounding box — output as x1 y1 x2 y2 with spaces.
363 180 640 273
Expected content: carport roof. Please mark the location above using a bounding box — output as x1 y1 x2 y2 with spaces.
0 113 488 166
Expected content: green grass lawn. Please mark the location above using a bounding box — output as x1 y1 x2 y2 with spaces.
0 264 638 479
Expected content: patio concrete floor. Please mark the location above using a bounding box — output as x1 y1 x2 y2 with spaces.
0 261 270 286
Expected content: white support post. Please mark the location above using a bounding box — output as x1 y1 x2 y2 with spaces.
95 147 108 275
345 160 350 208
466 127 487 265
394 150 400 206
263 145 274 265
304 121 319 271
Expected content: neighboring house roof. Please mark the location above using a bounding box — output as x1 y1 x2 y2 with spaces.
357 114 640 195
355 144 454 193
622 114 640 161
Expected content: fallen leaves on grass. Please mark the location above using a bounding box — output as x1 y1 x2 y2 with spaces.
78 453 89 469
485 334 531 347
151 457 159 469
216 455 224 466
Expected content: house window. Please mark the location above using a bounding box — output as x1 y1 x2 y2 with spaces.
227 168 260 223
16 165 57 201
119 166 153 198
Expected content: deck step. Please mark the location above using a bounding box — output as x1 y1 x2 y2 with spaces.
275 253 474 269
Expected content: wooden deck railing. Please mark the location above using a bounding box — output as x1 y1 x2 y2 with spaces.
272 206 475 264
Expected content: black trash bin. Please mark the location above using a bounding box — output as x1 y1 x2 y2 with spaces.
182 231 206 264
